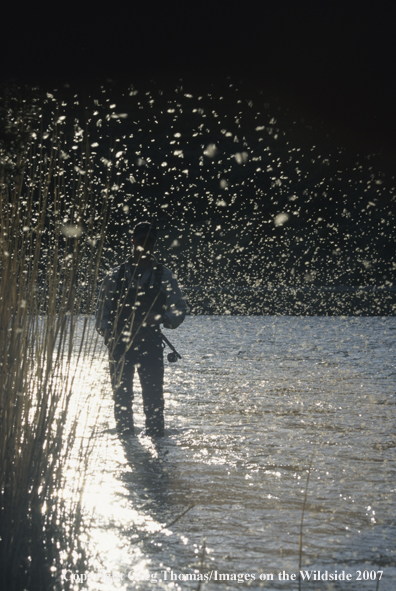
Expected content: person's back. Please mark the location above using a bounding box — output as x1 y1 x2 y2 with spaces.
95 222 187 437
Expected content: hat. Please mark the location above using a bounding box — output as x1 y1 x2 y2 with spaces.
133 221 157 241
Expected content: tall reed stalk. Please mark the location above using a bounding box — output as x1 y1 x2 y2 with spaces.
0 87 113 590
298 459 313 591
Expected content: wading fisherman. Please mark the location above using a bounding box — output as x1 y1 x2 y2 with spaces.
95 222 187 437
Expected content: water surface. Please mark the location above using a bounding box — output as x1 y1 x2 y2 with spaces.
68 316 396 590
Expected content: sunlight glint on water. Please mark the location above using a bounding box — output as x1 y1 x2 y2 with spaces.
67 316 395 590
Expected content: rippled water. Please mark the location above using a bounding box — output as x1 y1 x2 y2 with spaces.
66 316 396 590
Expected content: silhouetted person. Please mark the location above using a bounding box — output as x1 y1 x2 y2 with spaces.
96 222 186 437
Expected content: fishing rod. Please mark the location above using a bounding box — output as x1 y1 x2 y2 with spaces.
160 331 182 363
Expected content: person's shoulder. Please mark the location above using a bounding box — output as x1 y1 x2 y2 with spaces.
158 263 174 280
153 257 180 282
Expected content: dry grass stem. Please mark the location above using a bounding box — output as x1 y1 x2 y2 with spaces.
298 459 313 591
0 88 114 590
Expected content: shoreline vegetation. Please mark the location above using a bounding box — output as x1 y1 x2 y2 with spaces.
0 90 110 589
0 80 394 588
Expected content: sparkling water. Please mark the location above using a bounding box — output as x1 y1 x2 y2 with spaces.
66 315 396 590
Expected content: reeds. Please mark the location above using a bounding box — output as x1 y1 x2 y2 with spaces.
0 87 112 590
298 459 313 591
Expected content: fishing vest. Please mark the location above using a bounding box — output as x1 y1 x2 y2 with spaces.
110 261 166 342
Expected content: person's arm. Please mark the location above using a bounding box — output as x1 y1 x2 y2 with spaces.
161 267 187 329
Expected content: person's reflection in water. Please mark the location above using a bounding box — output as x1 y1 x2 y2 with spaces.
117 434 194 550
119 437 171 508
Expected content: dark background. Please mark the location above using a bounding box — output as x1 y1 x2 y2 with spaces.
2 2 395 314
3 2 395 147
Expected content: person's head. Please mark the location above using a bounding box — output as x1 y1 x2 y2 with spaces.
132 221 157 256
